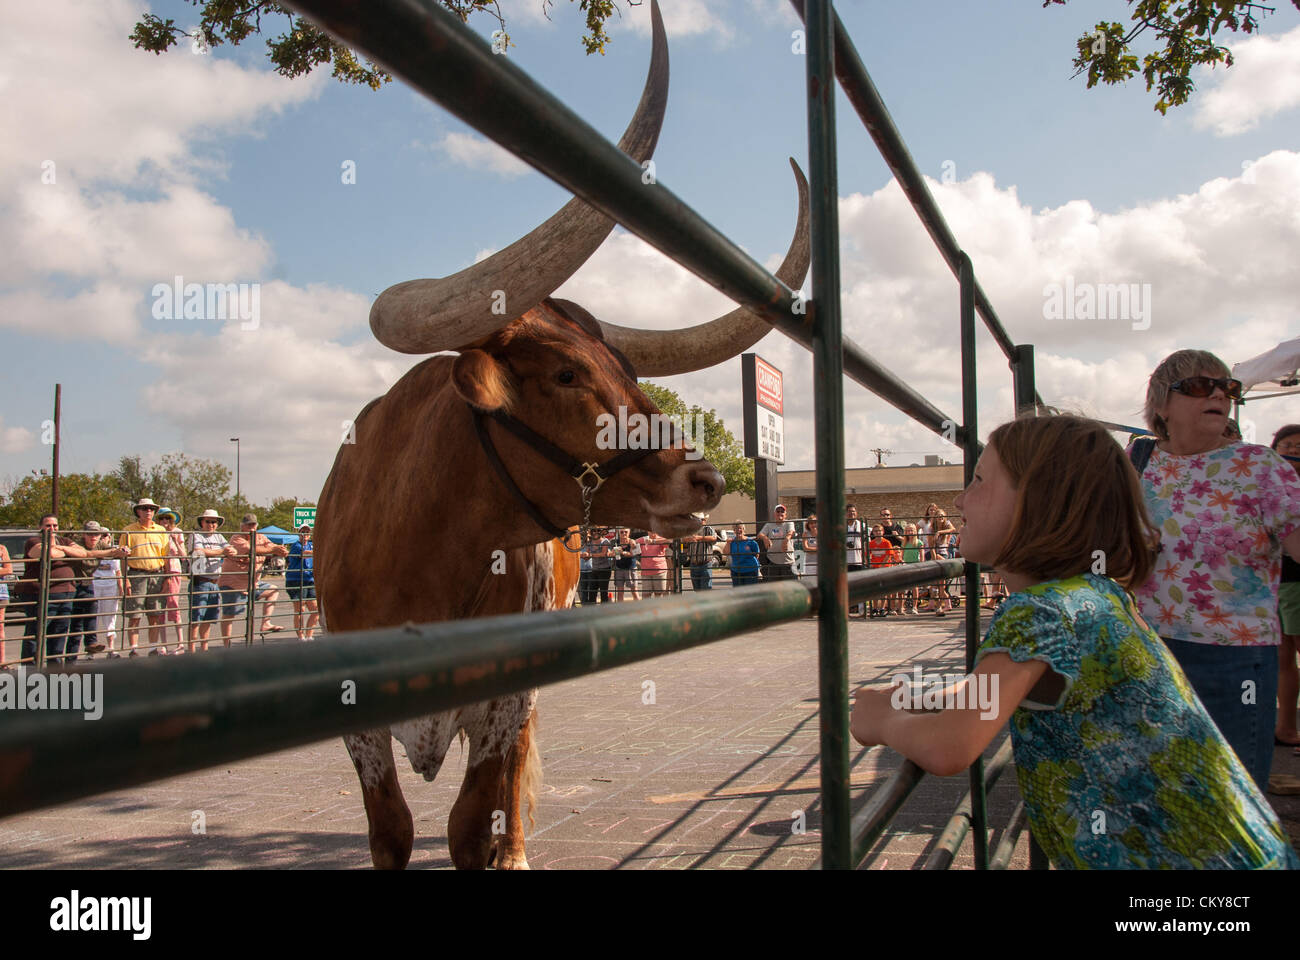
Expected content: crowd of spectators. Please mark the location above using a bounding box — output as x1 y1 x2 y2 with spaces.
3 501 310 663
572 502 996 609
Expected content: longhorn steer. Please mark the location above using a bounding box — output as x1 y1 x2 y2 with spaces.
315 0 810 870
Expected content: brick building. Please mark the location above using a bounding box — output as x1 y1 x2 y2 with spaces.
711 461 964 527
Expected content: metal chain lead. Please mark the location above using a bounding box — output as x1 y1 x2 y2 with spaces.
559 467 603 554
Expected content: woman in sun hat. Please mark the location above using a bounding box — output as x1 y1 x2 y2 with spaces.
154 508 186 654
187 509 233 652
1130 349 1300 790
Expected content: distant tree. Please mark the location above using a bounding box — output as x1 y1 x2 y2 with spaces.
111 455 151 511
111 453 237 524
259 496 315 531
129 0 633 88
639 382 754 500
0 471 131 529
1046 0 1300 113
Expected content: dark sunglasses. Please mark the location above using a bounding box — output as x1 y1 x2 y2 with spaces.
1170 376 1242 401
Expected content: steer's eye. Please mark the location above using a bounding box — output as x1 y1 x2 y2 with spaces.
557 370 576 385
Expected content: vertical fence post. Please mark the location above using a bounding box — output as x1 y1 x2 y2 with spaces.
245 529 257 645
959 251 989 869
806 0 850 870
1012 344 1036 417
35 527 51 669
118 531 129 658
1013 342 1048 870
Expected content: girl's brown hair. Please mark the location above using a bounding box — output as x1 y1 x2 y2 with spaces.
987 414 1159 590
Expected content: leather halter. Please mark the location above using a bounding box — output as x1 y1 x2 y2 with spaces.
472 407 660 545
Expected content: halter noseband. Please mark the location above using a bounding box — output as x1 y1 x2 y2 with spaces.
472 407 660 549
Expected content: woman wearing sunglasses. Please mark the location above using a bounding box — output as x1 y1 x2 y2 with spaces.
1130 350 1300 792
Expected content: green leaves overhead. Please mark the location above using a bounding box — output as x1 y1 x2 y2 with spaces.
128 0 631 87
1044 0 1300 113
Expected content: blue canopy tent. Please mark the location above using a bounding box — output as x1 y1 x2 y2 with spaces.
256 524 298 545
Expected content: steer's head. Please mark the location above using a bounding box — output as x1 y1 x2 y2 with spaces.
367 0 809 538
450 297 724 537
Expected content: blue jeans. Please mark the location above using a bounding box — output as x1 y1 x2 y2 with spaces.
20 597 74 665
1163 637 1278 789
69 582 99 655
690 565 712 590
190 579 221 623
732 570 759 587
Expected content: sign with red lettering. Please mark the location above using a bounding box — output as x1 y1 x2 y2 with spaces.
742 354 785 464
754 357 783 414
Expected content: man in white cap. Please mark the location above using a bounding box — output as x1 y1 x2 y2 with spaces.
118 498 169 655
286 523 318 640
188 509 235 652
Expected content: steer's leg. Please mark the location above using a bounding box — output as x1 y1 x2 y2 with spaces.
495 705 539 870
344 728 414 870
449 693 536 870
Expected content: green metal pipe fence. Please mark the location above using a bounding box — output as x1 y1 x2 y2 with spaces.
0 561 959 819
0 0 1046 869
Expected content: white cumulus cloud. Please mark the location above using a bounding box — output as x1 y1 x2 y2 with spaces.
1193 24 1300 136
437 132 533 178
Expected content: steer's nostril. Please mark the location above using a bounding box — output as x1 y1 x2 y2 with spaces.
687 464 726 503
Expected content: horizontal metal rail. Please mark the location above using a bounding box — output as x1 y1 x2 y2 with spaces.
0 560 961 819
281 0 965 447
922 736 1015 869
990 802 1029 870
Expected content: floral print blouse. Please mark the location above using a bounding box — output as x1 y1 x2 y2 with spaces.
1133 442 1300 646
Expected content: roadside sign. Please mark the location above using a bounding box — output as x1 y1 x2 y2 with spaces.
293 507 316 529
741 353 785 463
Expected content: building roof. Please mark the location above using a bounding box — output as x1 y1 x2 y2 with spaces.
776 463 965 497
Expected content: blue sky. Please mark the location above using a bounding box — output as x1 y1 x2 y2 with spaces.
2 0 1299 505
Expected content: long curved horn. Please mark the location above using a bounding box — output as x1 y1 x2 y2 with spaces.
370 0 670 355
598 158 811 376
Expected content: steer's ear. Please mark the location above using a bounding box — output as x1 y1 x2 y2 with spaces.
452 350 514 412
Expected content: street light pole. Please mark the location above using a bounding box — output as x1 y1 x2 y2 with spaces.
230 437 240 503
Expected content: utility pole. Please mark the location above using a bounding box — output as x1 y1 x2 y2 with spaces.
230 437 241 503
869 446 891 467
51 384 61 515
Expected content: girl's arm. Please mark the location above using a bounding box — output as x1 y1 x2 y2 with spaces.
850 653 1049 777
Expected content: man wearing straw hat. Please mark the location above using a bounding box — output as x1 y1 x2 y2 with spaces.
118 498 170 657
188 509 234 652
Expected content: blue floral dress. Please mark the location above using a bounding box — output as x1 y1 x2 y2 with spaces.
975 573 1297 869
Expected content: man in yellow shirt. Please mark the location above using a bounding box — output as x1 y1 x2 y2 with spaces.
119 498 170 656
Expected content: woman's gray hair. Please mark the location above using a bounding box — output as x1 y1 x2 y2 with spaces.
1143 349 1231 440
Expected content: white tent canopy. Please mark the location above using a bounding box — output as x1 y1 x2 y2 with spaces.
1233 337 1300 402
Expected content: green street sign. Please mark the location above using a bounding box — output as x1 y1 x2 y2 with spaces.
293 507 317 529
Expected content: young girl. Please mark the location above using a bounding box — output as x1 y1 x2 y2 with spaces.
850 414 1297 869
866 524 892 618
901 523 922 614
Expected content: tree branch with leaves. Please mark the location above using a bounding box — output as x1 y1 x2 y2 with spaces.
1046 0 1300 113
129 0 636 87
